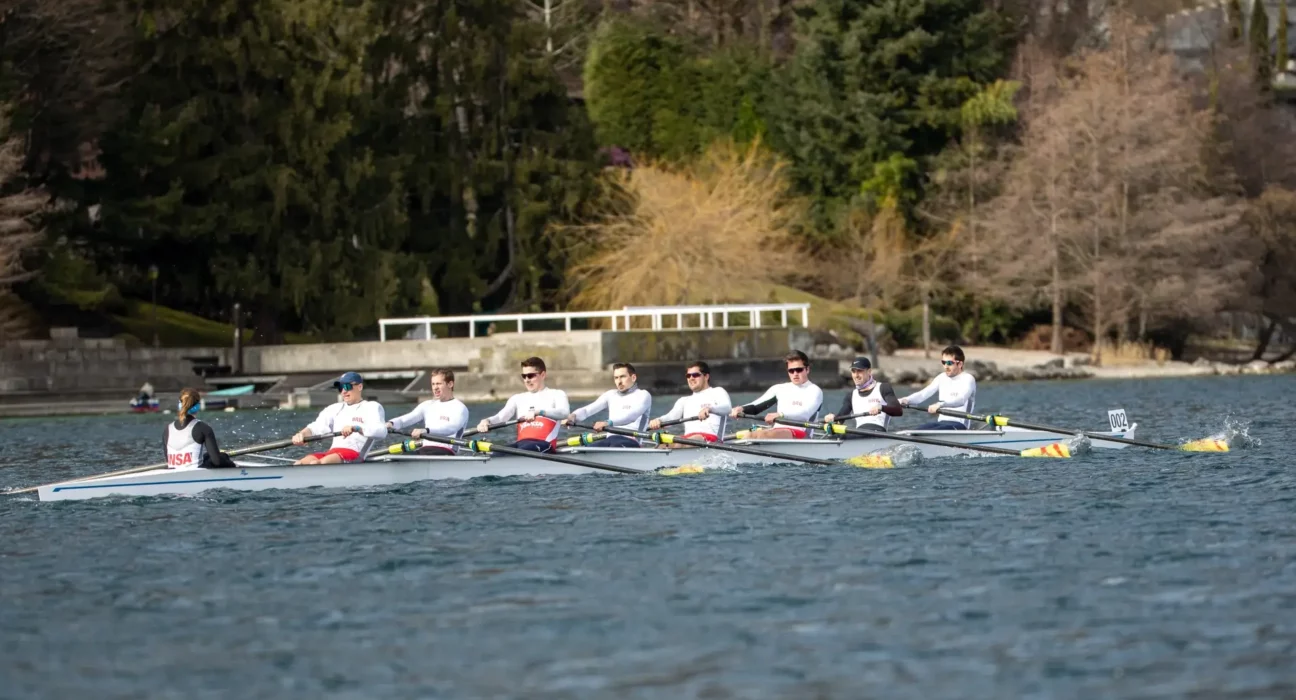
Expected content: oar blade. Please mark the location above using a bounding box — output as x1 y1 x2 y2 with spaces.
844 454 894 469
658 464 707 476
1180 438 1229 452
1019 442 1072 458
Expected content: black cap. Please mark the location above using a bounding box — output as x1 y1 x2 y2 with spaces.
849 357 871 370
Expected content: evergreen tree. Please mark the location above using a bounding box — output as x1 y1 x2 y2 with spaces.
97 0 405 340
1252 0 1273 87
367 0 601 316
1278 0 1290 73
768 0 1013 239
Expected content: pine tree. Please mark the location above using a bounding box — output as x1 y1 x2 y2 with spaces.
97 0 405 340
1252 0 1273 87
768 0 1013 239
1278 0 1290 73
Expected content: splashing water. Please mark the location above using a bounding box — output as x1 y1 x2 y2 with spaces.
875 444 923 468
1065 434 1093 456
1213 416 1260 449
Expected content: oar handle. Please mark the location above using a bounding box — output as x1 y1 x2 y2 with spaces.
406 434 646 475
464 418 521 438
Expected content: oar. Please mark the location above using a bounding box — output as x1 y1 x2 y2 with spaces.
7 432 340 495
570 422 840 466
463 418 520 438
772 418 1073 458
386 434 648 475
929 407 1229 452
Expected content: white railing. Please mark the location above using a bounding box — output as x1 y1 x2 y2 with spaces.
378 303 811 341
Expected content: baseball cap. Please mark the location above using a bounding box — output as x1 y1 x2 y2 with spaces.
333 371 364 389
849 357 872 371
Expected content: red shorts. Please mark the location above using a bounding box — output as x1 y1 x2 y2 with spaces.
310 447 361 462
682 432 719 443
783 427 808 439
749 426 808 439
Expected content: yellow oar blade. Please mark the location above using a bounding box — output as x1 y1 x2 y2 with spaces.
658 464 707 476
1019 442 1072 458
1180 438 1229 452
844 455 895 469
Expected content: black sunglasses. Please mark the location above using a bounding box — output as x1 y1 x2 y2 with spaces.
685 372 704 378
521 372 540 380
787 366 806 374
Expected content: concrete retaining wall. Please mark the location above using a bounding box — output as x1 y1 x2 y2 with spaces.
0 338 228 394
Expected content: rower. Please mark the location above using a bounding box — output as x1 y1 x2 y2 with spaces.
730 350 823 439
292 371 388 463
476 357 570 452
386 368 468 455
561 362 651 447
898 345 977 429
164 387 236 469
823 356 902 433
648 361 731 447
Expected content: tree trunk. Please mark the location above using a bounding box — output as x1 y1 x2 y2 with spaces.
922 289 932 359
1051 253 1063 355
1252 316 1278 360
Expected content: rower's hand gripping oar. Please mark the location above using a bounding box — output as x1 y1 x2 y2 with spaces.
7 432 341 496
772 418 1074 458
930 407 1229 452
386 433 648 475
569 422 840 466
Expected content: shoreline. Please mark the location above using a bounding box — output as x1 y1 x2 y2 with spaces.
0 350 1288 419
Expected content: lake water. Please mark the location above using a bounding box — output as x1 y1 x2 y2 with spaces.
1 376 1293 698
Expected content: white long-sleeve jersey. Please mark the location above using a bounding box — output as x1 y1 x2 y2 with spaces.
305 399 387 455
389 398 470 438
486 387 571 443
569 387 653 431
902 372 977 427
741 381 823 423
658 386 732 438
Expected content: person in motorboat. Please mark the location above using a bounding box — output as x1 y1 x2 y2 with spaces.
164 388 235 469
291 372 387 463
476 357 570 453
729 350 823 439
822 356 903 434
386 368 469 455
561 362 652 447
899 345 977 430
648 361 731 448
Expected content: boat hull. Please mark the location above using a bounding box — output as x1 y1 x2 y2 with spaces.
34 425 1136 501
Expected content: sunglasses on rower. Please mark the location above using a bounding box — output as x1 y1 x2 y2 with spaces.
520 372 540 380
338 383 356 391
941 360 959 367
786 366 806 374
685 372 704 378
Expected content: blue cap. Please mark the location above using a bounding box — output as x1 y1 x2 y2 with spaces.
333 371 364 389
849 357 871 370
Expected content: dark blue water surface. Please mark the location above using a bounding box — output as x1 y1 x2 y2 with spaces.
2 375 1294 699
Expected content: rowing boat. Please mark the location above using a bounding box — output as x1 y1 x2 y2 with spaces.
31 423 1137 501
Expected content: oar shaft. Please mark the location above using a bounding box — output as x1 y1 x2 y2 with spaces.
415 434 646 474
462 419 520 438
932 407 1172 450
8 432 339 496
578 423 837 466
772 418 1022 456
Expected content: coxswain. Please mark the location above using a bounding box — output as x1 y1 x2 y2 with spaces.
561 362 652 447
476 357 570 452
386 368 469 455
898 345 977 429
730 350 823 439
823 356 902 433
163 388 236 469
292 372 388 463
648 361 732 447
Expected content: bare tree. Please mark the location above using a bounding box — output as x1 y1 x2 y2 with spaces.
0 105 44 342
